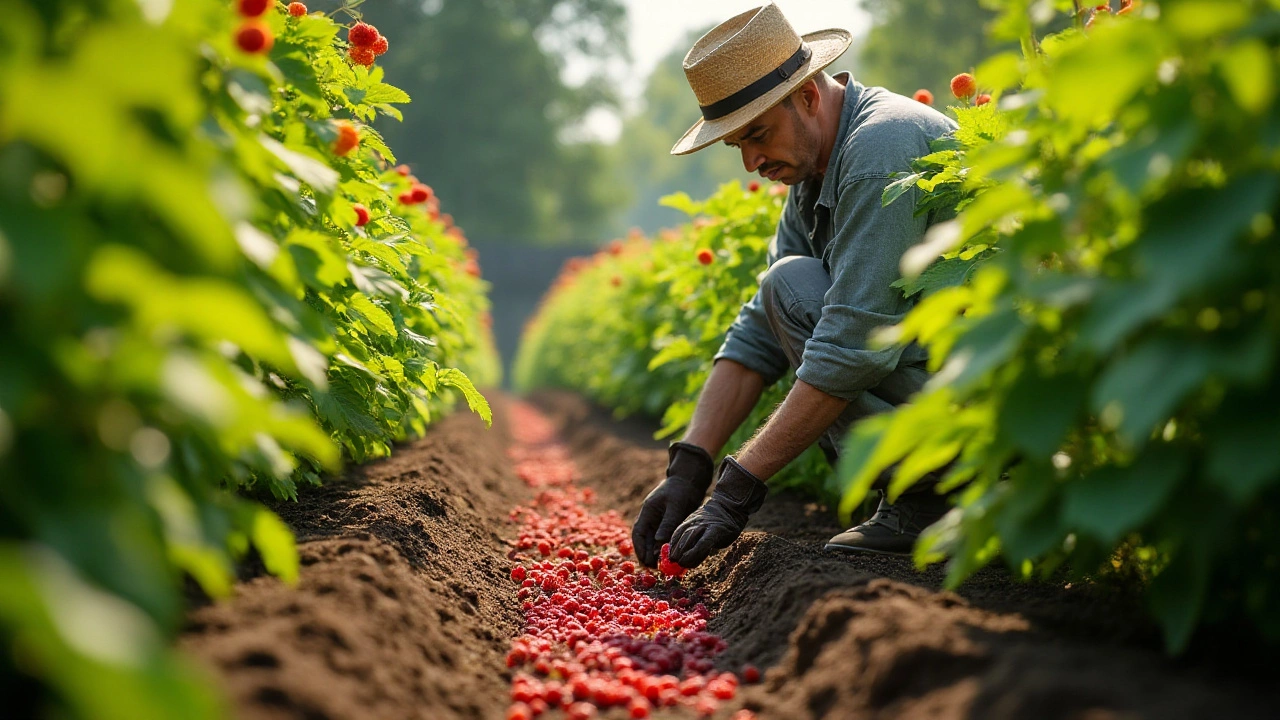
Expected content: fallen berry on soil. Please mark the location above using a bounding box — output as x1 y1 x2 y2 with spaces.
238 0 270 17
913 88 934 105
235 21 273 54
742 664 761 683
950 72 976 100
696 248 714 266
287 2 308 17
332 121 359 156
348 22 380 47
658 544 687 578
353 204 370 226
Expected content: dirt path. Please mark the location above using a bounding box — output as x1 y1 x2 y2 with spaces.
183 392 1280 720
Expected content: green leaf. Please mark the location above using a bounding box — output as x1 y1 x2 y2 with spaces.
361 83 411 105
1205 391 1280 503
260 135 339 195
346 293 397 338
1148 546 1210 653
251 508 299 586
436 368 492 427
1062 446 1186 544
999 370 1086 458
648 337 696 371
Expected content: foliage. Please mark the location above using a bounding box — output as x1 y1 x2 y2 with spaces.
835 0 1280 652
515 183 830 493
320 0 629 243
858 0 1006 101
0 0 495 716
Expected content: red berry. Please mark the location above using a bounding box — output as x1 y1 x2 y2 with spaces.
506 703 533 720
353 204 370 226
742 664 761 683
747 181 761 193
628 699 650 719
348 45 376 67
371 34 389 56
287 2 307 17
332 121 359 156
238 0 270 18
913 88 934 105
975 93 992 106
395 164 411 177
950 73 976 100
658 544 687 578
511 566 527 582
348 22 379 47
235 21 273 54
398 191 416 205
411 183 433 204
696 248 714 266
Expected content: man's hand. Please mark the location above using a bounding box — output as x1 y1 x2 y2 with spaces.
668 456 769 568
631 442 715 567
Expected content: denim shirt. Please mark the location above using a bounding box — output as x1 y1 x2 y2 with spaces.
714 73 958 401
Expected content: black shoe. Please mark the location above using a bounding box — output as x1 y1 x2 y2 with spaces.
823 492 949 556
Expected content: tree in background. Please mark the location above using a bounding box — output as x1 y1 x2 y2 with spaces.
857 0 1048 100
310 0 627 243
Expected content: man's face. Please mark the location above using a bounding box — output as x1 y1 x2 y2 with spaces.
722 89 822 185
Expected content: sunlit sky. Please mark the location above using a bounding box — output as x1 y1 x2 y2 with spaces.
574 0 871 141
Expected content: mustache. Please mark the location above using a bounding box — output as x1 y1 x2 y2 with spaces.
760 162 785 176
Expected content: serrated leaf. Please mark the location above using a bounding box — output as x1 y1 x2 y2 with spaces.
345 293 396 337
436 368 492 427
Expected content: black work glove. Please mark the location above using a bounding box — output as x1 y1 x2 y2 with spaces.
668 456 768 569
632 442 715 567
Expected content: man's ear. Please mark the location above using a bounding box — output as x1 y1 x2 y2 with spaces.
795 78 821 117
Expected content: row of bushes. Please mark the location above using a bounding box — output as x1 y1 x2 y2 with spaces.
515 0 1280 652
0 1 496 717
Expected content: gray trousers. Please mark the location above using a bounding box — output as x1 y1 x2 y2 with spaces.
759 256 930 474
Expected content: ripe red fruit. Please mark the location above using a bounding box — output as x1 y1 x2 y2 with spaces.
348 22 380 47
398 191 416 205
913 88 934 105
696 248 714 266
395 164 411 177
975 93 992 106
332 121 359 156
506 703 533 720
742 664 761 683
410 183 433 203
235 21 273 54
353 204 370 226
511 566 527 582
238 0 270 17
747 181 761 193
371 34 389 56
628 699 650 719
287 2 307 17
658 544 687 578
950 73 976 100
348 45 376 67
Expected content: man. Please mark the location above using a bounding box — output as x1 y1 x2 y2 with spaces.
631 3 958 569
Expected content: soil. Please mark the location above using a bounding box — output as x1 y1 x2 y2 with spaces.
183 391 1280 720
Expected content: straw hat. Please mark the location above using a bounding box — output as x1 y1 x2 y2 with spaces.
671 3 852 156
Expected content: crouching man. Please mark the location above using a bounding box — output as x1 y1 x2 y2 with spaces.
631 3 957 569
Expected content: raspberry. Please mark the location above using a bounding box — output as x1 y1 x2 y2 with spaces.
511 565 527 582
913 88 934 105
742 664 761 683
747 181 760 192
658 544 687 578
287 2 307 17
348 22 379 47
506 703 533 720
237 0 270 17
976 93 992 106
353 203 370 226
410 183 432 203
950 72 976 100
348 45 376 67
398 191 416 205
235 21 273 54
371 34 389 56
395 164 411 177
696 248 714 266
332 121 359 156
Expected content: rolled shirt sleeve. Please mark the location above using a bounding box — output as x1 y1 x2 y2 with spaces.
712 197 812 385
794 175 927 401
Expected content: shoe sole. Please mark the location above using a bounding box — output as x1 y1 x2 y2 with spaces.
822 542 912 557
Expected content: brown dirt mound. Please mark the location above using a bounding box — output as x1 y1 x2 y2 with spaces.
181 400 522 720
533 391 1280 720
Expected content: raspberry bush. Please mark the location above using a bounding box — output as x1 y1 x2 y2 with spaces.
0 0 495 716
514 183 831 495
835 0 1280 651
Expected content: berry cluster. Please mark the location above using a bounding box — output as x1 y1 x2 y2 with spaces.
503 402 760 719
347 21 390 68
234 0 274 54
949 73 991 106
